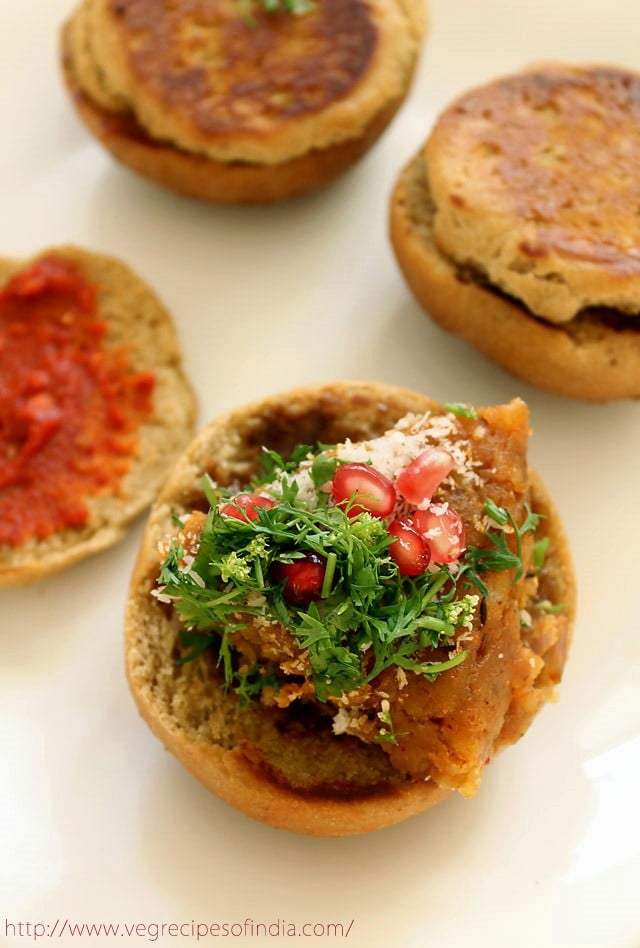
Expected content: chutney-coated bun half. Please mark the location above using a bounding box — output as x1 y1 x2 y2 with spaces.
61 0 427 204
125 382 575 836
390 64 640 401
0 246 196 588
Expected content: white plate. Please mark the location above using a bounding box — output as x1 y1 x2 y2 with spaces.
1 2 639 946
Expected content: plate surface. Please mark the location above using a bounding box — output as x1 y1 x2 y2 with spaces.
1 2 639 946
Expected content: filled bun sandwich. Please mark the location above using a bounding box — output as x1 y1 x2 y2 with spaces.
125 382 575 835
391 64 640 400
61 0 427 204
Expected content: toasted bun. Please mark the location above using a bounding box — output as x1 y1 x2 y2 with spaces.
125 382 575 835
61 0 426 204
426 64 640 323
390 151 640 401
0 246 196 587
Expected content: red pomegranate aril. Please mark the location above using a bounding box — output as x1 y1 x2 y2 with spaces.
219 493 275 522
396 447 455 505
272 554 326 606
388 518 431 577
331 462 397 519
414 504 466 564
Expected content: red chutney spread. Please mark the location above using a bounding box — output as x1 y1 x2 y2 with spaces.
0 254 155 546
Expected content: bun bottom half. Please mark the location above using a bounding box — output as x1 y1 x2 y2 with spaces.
390 153 640 402
0 246 196 588
125 382 575 836
61 24 414 206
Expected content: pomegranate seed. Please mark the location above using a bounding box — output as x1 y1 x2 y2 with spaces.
387 519 431 577
272 553 326 606
219 493 275 522
331 463 397 519
414 504 466 564
396 447 455 505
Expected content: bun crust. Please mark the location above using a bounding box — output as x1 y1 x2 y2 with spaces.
61 0 426 204
390 151 640 401
426 65 640 323
0 246 196 587
125 382 575 835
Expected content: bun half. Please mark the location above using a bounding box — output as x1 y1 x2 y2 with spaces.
125 382 575 835
390 152 640 401
0 246 196 587
61 1 427 204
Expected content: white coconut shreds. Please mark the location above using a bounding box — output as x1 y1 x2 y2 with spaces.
332 707 353 736
264 411 484 508
266 461 318 508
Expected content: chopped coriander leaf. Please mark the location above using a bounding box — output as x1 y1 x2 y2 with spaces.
321 552 337 598
534 599 566 614
251 444 313 488
461 502 540 592
394 649 469 680
533 536 550 573
444 402 478 420
175 630 216 665
233 664 281 704
202 473 219 508
264 0 315 12
237 0 315 22
310 452 339 490
376 701 404 745
483 498 509 526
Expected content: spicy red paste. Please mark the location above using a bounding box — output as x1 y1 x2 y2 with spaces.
0 254 155 546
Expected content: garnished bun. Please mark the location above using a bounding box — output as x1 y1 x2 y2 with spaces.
390 64 640 400
125 382 575 836
60 0 427 204
0 247 196 587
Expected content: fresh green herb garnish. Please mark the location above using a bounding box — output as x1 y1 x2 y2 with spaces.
375 701 406 745
176 628 216 665
483 498 509 525
158 452 548 706
251 444 313 488
237 0 315 23
460 500 540 597
158 486 473 702
233 664 282 704
534 599 566 614
263 0 315 11
444 402 478 420
310 452 339 490
532 536 550 573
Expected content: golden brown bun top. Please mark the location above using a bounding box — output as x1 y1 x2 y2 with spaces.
426 64 640 322
69 0 426 164
110 0 377 127
389 151 640 401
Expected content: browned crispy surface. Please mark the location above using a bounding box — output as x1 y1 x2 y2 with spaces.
61 24 410 203
61 1 422 201
390 150 640 400
426 65 640 321
105 0 377 139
